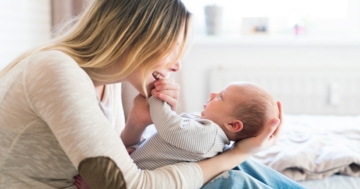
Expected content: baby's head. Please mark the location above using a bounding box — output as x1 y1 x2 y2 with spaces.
200 81 278 141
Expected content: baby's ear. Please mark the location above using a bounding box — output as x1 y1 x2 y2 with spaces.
226 120 243 132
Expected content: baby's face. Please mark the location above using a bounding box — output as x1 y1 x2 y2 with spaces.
200 82 276 126
200 83 242 125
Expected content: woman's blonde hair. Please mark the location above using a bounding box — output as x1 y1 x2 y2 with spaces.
1 0 191 96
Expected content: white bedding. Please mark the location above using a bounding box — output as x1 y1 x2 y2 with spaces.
253 114 360 181
143 114 360 188
299 175 360 189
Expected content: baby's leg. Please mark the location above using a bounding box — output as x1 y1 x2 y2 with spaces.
201 170 272 189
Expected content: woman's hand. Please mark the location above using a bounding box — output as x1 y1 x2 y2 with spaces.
126 147 136 155
197 101 283 184
74 175 91 189
151 78 180 111
121 95 151 147
234 101 283 155
127 94 152 127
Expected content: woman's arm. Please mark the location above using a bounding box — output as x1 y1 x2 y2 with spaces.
121 94 151 147
198 102 283 183
26 52 203 189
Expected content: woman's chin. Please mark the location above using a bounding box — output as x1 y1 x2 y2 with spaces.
144 82 155 97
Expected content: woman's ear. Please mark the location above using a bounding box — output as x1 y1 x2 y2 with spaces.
225 120 243 132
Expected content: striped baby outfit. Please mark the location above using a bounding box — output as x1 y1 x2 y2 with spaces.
131 96 230 170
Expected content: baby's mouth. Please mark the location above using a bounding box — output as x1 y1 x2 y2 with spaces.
152 72 164 80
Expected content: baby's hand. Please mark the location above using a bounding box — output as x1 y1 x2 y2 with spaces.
74 175 91 189
151 78 180 111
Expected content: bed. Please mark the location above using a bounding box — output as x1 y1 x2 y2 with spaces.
208 66 360 189
256 114 360 189
143 114 360 189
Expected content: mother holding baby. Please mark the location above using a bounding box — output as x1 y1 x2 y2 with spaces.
0 0 305 188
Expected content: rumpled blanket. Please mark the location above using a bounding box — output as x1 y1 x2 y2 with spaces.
253 115 360 181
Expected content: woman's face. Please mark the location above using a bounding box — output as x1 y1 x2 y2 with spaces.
126 30 185 96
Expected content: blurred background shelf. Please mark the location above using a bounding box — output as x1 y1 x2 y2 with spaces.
192 35 360 47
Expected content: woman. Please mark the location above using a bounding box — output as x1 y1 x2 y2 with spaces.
0 0 304 188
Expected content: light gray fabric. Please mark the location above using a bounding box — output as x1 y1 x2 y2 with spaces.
131 96 230 170
253 114 360 181
298 175 360 189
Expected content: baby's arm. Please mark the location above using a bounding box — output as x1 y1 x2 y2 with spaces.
149 96 219 154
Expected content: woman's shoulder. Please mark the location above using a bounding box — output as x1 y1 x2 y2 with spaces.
27 50 90 79
23 50 94 89
28 50 77 68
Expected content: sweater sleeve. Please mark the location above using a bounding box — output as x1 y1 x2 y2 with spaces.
149 96 219 154
24 51 203 189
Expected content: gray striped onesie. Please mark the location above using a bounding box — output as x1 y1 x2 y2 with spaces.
131 96 230 170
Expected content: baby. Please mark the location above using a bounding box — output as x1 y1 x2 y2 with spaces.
75 81 278 189
130 81 278 170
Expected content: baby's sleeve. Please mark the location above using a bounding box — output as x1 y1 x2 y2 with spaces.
149 96 219 154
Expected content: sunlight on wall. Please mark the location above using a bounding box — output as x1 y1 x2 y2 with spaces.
0 0 51 70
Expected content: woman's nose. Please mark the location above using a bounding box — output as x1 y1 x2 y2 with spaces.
170 60 181 72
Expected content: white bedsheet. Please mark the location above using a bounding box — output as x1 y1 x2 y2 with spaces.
253 114 360 181
299 175 360 189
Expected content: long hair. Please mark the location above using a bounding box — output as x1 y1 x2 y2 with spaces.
1 0 191 96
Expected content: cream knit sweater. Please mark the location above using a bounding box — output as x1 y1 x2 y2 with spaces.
0 50 202 189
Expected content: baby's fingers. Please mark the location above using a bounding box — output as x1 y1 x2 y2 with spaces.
158 93 178 111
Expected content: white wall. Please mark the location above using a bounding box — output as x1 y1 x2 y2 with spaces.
181 37 360 114
0 0 51 70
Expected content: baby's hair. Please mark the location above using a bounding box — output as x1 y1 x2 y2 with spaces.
232 83 277 141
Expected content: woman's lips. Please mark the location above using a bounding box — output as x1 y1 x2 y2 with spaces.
152 72 164 80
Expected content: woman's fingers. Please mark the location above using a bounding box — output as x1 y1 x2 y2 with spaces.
275 101 284 137
233 102 284 155
255 118 279 145
264 101 283 144
264 118 280 143
126 147 136 155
